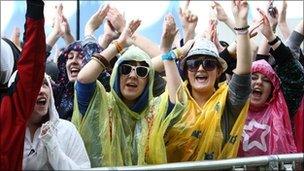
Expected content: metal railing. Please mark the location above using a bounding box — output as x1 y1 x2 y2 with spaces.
89 153 304 170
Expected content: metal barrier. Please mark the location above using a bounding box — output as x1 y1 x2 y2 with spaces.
89 153 303 170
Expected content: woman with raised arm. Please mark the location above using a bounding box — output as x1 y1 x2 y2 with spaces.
254 8 304 153
162 0 252 162
72 17 189 166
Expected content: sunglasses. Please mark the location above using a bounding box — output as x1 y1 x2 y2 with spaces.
120 64 150 78
186 58 219 72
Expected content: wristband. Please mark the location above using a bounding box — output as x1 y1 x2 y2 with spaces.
92 53 110 68
112 41 124 53
161 51 176 61
268 36 280 46
234 25 250 31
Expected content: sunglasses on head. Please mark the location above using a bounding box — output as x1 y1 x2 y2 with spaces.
186 58 219 72
120 64 150 78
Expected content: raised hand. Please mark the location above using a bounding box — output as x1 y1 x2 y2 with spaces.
104 20 120 40
177 39 195 60
248 18 263 38
161 14 178 52
266 1 278 30
179 0 198 42
278 0 287 24
106 7 126 34
212 1 228 22
117 19 141 48
232 0 249 27
51 3 64 37
257 8 276 41
84 4 110 36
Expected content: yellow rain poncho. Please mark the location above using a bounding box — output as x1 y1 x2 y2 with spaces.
165 82 250 162
72 46 187 167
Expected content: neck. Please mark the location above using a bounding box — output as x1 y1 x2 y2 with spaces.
191 88 215 107
27 122 41 142
123 98 136 108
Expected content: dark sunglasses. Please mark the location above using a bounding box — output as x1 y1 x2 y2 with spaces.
120 64 150 78
186 58 219 72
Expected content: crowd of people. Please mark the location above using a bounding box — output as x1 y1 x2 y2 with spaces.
0 0 303 170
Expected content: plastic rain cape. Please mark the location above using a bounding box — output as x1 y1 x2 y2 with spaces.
165 82 250 162
238 60 297 156
72 46 187 167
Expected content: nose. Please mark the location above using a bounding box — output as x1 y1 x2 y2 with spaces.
197 64 204 71
39 85 46 94
128 68 137 78
255 77 263 85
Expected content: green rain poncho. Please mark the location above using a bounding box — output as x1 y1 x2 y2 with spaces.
72 46 187 167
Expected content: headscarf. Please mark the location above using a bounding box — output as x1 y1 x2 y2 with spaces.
72 46 187 166
54 40 103 120
238 59 297 156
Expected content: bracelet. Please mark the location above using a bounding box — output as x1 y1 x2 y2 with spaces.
112 41 124 54
234 25 250 31
235 29 249 35
91 57 105 68
268 36 280 46
162 51 176 61
92 53 110 68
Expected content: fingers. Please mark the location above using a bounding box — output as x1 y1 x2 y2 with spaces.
99 4 110 17
184 0 190 11
128 19 141 35
257 8 270 25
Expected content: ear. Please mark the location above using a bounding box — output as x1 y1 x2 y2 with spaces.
216 67 223 78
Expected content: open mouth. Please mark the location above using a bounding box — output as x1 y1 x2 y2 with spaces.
195 75 208 82
70 68 80 76
252 88 263 97
126 82 138 88
36 97 47 106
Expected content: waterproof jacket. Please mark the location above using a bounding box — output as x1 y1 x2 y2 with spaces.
238 60 297 156
72 46 187 167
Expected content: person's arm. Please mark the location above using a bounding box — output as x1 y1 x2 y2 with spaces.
232 0 251 75
107 7 161 57
178 0 198 43
131 33 161 57
98 20 119 49
286 20 304 54
259 8 304 117
39 121 90 169
160 14 182 104
213 1 236 34
226 0 252 111
84 4 109 37
61 15 75 44
270 42 304 117
278 0 291 40
13 0 46 118
46 4 64 49
77 20 141 84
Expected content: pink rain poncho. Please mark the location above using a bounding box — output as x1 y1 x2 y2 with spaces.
238 60 297 157
294 97 304 152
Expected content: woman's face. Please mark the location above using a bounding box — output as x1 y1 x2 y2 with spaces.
250 72 273 107
66 50 84 82
186 56 221 94
119 61 149 106
31 78 51 124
